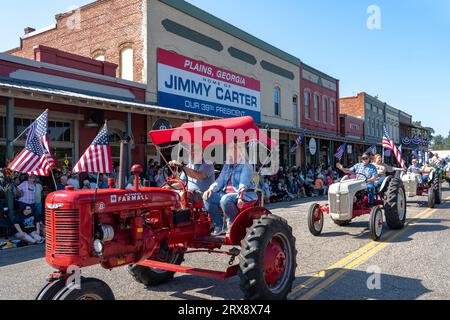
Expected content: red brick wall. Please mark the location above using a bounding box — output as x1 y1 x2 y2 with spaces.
339 93 365 119
340 115 364 139
300 68 339 135
34 45 117 77
8 0 145 83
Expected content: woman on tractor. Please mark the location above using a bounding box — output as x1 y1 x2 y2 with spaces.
372 154 395 189
203 142 257 236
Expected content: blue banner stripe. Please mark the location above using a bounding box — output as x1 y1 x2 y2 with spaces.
158 92 261 122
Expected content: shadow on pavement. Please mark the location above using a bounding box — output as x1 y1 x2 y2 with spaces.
0 244 45 267
305 268 432 300
144 273 314 300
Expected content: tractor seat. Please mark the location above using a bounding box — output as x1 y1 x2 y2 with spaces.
190 201 205 209
239 200 258 211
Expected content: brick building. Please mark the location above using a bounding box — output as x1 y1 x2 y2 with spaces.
339 114 365 165
299 63 340 167
0 46 206 170
7 0 305 166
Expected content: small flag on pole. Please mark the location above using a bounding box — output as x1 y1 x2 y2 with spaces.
290 130 305 153
8 110 55 176
382 126 407 171
366 144 377 155
73 123 112 174
334 143 347 161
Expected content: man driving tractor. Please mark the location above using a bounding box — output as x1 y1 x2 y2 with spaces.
408 158 433 185
168 145 215 204
336 152 378 206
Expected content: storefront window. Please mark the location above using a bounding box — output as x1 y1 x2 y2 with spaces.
330 100 336 125
293 95 298 127
314 95 319 121
51 148 73 167
304 90 310 119
109 131 122 163
274 87 281 116
322 97 328 124
0 116 5 139
48 121 71 142
14 118 32 139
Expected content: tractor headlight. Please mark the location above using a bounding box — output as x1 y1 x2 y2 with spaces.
93 239 104 256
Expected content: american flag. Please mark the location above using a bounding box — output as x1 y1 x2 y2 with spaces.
366 144 377 155
73 124 112 173
431 155 442 166
290 130 305 153
334 143 347 161
382 126 407 171
8 111 55 176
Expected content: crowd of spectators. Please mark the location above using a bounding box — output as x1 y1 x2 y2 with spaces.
258 164 342 204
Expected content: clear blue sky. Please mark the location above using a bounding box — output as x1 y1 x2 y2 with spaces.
1 0 449 136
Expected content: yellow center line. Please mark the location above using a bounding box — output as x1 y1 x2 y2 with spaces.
296 207 440 300
288 204 437 299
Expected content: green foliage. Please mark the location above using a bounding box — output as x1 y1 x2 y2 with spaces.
432 132 450 150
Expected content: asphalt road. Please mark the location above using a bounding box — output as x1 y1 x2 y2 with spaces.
1 188 449 300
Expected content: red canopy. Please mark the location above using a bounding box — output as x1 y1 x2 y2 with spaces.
149 116 275 149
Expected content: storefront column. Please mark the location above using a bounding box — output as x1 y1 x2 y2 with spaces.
126 112 132 179
288 134 292 168
6 97 14 218
73 119 80 163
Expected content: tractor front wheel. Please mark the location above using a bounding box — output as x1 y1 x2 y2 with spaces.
128 251 184 287
307 203 324 236
238 215 297 300
53 277 115 300
369 206 384 241
35 278 66 300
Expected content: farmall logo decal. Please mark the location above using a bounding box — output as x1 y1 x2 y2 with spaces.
110 193 149 204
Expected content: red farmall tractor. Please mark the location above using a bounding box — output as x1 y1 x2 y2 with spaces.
37 117 297 300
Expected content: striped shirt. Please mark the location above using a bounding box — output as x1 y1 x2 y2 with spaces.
17 181 36 205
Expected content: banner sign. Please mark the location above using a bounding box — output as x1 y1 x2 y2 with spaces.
401 135 430 146
157 48 261 121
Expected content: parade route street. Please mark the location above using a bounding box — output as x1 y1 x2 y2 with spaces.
1 188 450 300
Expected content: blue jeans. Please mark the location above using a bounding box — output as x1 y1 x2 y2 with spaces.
373 176 386 189
367 182 375 204
204 192 239 229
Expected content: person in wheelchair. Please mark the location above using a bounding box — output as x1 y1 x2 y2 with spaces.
203 142 257 236
336 153 378 206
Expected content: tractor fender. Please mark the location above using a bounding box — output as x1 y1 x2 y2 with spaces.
228 207 272 245
379 175 392 194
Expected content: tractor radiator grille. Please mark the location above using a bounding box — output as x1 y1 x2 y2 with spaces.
46 209 80 256
329 194 350 213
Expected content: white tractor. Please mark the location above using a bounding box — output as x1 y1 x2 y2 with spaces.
308 173 407 241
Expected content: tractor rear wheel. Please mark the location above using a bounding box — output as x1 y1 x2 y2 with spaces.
128 251 184 286
383 177 407 230
434 176 442 205
428 187 435 208
369 206 383 241
53 277 115 300
307 203 324 236
238 215 297 300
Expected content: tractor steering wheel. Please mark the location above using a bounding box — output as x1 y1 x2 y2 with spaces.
161 163 188 191
349 172 370 182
